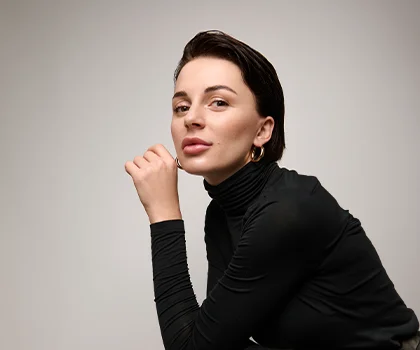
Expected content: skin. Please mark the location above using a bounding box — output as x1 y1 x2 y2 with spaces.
125 57 274 224
171 57 275 186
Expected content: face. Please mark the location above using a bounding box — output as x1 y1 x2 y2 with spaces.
171 57 274 185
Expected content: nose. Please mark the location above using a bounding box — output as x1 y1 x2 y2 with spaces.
184 105 205 129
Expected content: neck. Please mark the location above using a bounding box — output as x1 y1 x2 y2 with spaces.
203 158 253 186
203 159 278 215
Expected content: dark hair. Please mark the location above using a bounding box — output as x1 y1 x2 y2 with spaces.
173 30 286 162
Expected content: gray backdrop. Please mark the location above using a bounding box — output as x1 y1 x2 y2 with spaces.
1 1 419 349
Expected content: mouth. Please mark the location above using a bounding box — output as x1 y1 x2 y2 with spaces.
182 143 212 155
182 137 212 150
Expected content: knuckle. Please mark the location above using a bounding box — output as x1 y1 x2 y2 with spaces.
153 160 163 170
133 172 144 183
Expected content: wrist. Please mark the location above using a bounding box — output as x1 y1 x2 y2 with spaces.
147 206 182 224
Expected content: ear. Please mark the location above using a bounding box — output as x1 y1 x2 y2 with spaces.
253 116 275 147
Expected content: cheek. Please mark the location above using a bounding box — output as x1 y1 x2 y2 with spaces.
211 126 250 153
170 120 181 140
222 119 253 141
170 123 181 150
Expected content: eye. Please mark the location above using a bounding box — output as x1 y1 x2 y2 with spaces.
173 105 190 113
210 99 229 108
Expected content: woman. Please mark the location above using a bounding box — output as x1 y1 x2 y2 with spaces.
125 30 419 349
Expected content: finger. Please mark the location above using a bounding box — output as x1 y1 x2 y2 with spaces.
124 161 140 177
133 155 149 169
147 144 174 162
143 149 161 163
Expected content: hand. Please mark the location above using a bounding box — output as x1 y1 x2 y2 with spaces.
125 144 182 224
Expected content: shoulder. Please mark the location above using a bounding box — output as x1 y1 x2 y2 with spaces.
270 166 321 196
243 167 348 239
245 167 320 219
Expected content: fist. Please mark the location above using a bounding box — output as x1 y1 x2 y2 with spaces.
125 144 181 223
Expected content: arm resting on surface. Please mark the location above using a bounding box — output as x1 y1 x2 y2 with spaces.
207 258 281 350
150 196 321 349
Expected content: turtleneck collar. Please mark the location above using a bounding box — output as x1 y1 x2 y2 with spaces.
203 160 279 215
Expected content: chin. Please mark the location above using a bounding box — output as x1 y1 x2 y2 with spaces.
179 158 216 176
181 164 211 176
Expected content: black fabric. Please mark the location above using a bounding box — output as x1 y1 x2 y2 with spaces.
400 331 420 349
150 160 419 350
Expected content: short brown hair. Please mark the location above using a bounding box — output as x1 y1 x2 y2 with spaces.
174 30 286 162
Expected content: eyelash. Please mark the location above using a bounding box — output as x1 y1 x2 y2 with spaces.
211 99 229 108
173 105 189 113
173 99 229 113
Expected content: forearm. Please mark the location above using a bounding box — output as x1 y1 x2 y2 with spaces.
207 269 279 350
150 219 199 349
151 218 288 350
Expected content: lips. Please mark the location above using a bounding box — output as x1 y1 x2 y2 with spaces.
181 137 212 149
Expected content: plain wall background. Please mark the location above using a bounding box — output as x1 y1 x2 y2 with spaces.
1 1 419 349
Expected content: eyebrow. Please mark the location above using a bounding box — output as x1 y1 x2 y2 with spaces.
172 85 238 99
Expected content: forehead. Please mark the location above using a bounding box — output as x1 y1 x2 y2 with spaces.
175 57 245 91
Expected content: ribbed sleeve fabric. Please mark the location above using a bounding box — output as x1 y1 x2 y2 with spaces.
147 161 419 349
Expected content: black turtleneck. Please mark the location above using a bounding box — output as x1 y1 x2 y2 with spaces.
203 160 278 250
149 160 418 350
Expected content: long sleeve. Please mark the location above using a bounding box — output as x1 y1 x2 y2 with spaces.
204 203 279 350
150 220 200 349
205 236 280 350
149 189 331 350
149 160 419 349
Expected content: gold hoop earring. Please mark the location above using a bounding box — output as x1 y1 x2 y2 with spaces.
175 157 183 170
251 145 265 162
